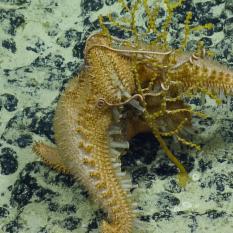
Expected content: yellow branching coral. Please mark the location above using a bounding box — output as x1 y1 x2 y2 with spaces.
98 0 233 186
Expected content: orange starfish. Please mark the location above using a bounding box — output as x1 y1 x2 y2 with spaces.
33 33 137 233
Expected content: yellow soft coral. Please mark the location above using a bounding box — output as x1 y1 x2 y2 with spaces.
97 0 233 186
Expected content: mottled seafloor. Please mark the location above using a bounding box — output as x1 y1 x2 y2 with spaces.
0 0 233 233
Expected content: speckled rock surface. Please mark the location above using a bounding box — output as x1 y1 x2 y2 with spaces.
0 0 233 233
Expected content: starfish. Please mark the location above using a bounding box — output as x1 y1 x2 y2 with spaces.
32 1 233 232
33 33 137 233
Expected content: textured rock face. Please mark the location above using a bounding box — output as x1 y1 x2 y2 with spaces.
0 0 233 233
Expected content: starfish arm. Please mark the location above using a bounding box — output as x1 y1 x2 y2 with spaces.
171 59 233 95
53 76 135 233
32 142 70 174
51 35 138 233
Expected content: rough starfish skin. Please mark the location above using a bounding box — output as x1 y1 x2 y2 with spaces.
32 32 233 233
33 34 137 233
169 56 233 95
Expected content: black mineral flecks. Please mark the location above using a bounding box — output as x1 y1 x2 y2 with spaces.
195 1 214 22
218 119 233 143
199 170 233 195
81 0 104 12
16 134 33 148
226 0 233 12
87 210 106 233
87 217 98 232
132 166 148 184
0 206 9 218
0 147 18 175
10 174 38 208
208 192 232 203
72 41 85 59
48 201 59 212
177 152 195 173
206 209 226 219
156 192 180 209
151 162 178 178
6 0 31 6
31 53 65 69
0 9 25 35
6 158 80 231
198 158 213 172
83 18 100 37
10 162 57 208
215 37 233 65
26 39 46 53
2 38 16 53
224 16 233 37
59 216 81 231
61 204 77 214
66 61 80 73
200 36 213 47
209 173 228 192
122 133 159 168
152 209 173 222
47 23 60 37
0 93 18 112
150 151 194 179
2 106 55 144
2 217 23 233
37 227 48 233
140 215 151 222
0 98 2 111
164 179 182 193
56 29 82 48
131 165 157 187
105 0 116 6
54 173 75 188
